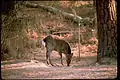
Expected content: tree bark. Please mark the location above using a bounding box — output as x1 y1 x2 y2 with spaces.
95 0 117 62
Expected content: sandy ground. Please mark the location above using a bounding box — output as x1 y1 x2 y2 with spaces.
1 45 117 79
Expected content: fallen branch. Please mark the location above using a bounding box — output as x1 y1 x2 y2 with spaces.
22 1 83 24
52 30 90 35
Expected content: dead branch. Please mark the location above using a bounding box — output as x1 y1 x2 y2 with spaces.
22 1 83 24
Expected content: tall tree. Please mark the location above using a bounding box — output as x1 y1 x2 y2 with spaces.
95 0 117 62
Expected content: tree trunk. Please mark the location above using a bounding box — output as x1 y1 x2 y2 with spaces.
95 0 117 62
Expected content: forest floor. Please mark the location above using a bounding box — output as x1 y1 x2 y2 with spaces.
1 1 117 79
1 44 117 79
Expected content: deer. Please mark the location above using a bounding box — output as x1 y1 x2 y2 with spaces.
42 35 73 66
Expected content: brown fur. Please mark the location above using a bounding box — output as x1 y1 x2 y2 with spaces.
42 35 73 66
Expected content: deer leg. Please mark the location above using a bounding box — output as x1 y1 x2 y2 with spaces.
46 53 49 65
46 50 54 66
59 53 64 65
49 54 54 66
66 54 71 66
